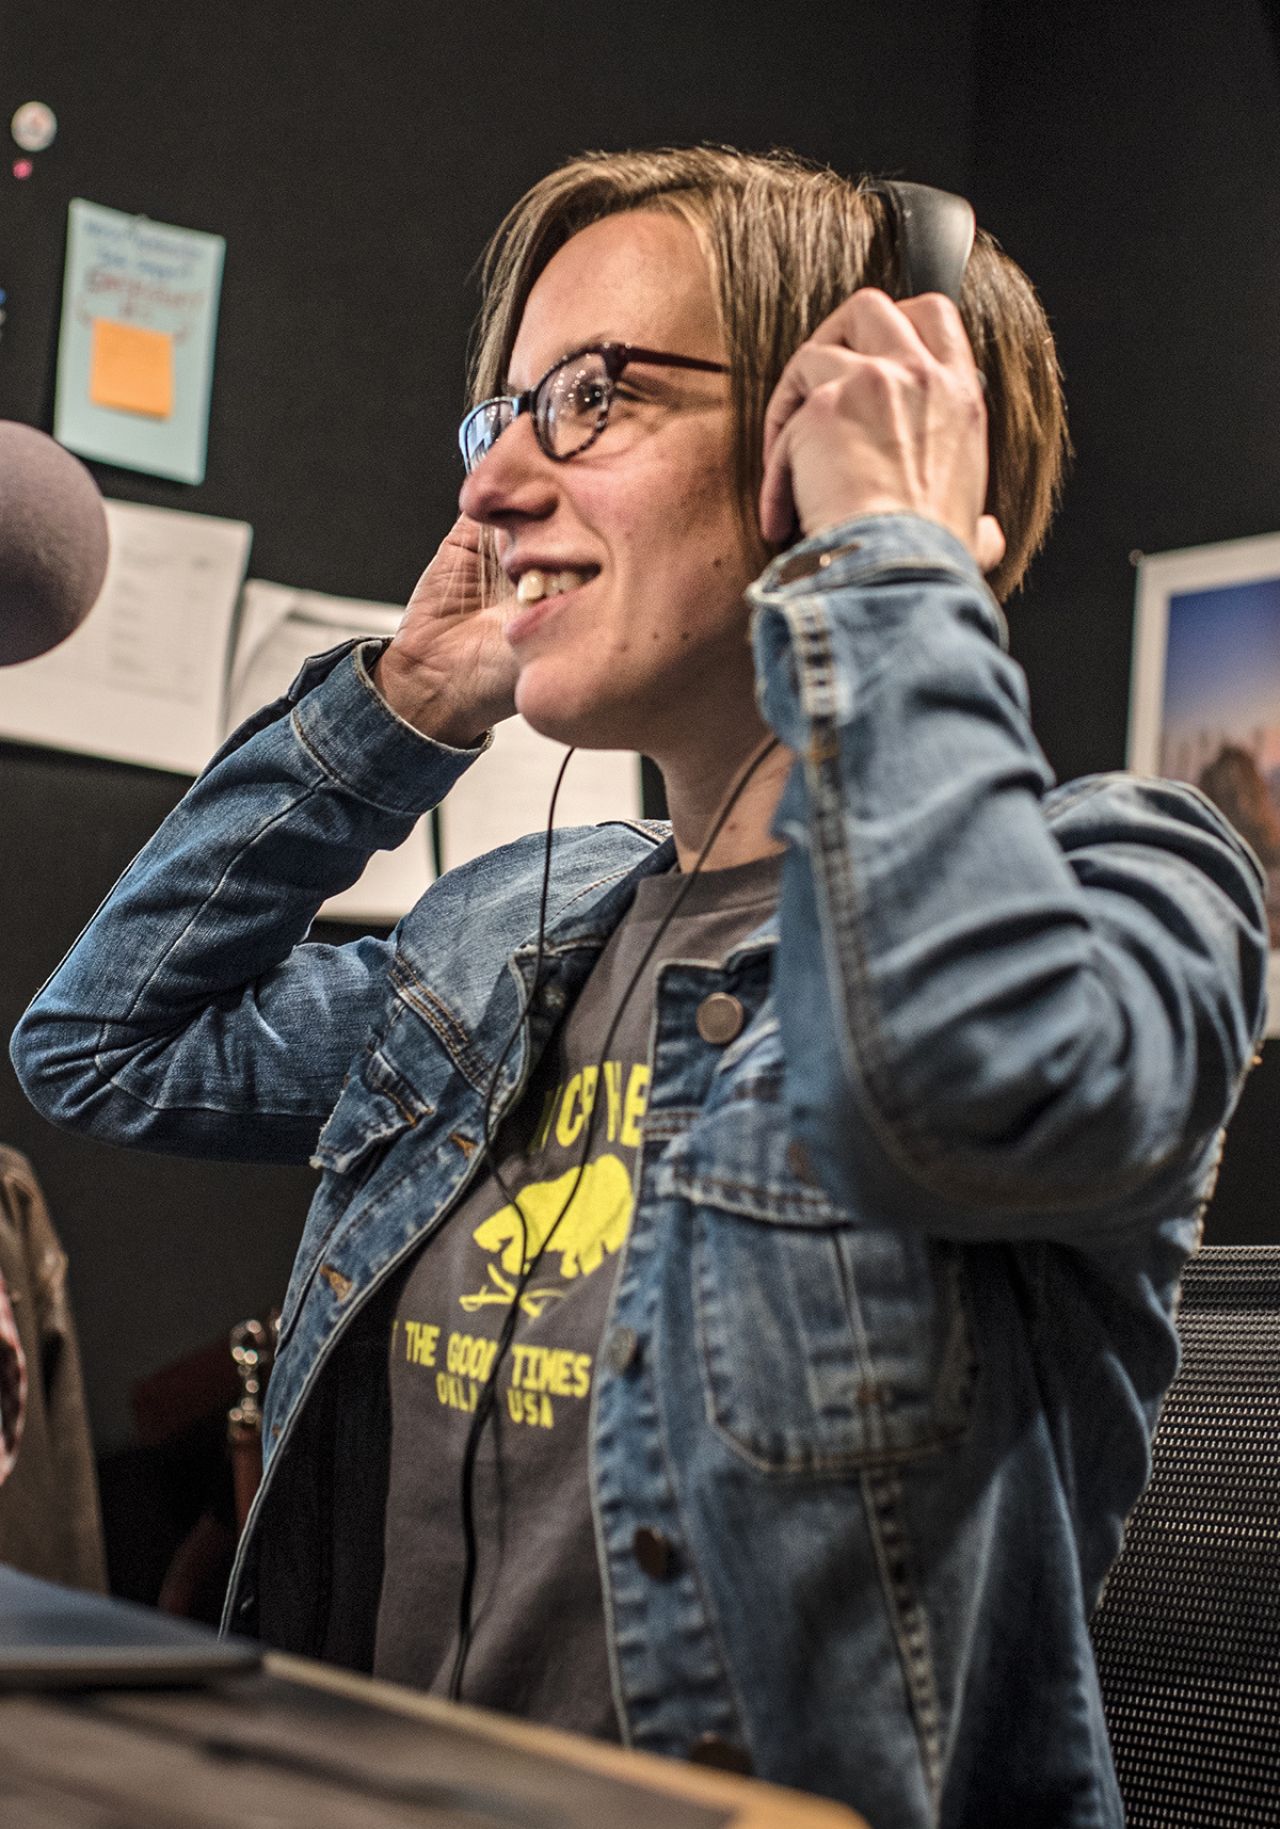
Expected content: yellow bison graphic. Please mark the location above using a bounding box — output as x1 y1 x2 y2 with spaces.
460 1154 633 1318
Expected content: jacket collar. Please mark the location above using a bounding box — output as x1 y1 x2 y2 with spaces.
510 829 780 1010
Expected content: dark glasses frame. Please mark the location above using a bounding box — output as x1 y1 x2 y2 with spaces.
458 341 730 473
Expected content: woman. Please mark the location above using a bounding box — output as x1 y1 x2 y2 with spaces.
12 148 1267 1826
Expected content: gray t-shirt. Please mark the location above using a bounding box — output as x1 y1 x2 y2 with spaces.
372 850 781 1734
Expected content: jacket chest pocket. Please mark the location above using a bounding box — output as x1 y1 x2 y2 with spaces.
660 1102 977 1477
310 1041 425 1181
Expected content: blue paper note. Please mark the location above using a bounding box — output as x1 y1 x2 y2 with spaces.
54 200 226 485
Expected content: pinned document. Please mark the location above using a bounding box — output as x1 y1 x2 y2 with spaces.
228 581 434 923
0 500 251 773
55 200 225 483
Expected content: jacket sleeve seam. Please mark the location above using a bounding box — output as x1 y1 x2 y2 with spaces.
116 785 327 1027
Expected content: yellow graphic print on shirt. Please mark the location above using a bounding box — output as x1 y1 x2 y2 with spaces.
395 1058 647 1429
461 1153 633 1320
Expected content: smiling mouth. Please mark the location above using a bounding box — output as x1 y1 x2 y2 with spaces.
514 566 597 605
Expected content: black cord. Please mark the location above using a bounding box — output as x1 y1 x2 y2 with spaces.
448 733 781 1702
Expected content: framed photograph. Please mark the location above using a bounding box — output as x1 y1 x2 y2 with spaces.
1130 531 1280 1036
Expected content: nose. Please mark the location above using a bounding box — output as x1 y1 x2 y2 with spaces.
458 413 558 530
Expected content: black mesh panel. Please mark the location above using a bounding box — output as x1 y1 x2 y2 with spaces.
1090 1245 1280 1828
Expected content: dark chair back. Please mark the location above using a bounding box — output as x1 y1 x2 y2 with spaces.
1090 1244 1280 1828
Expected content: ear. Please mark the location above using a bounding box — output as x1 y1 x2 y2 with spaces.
976 513 1006 578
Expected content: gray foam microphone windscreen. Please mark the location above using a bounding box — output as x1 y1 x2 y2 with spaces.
0 422 110 666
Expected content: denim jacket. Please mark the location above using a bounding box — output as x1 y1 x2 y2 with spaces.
12 516 1268 1828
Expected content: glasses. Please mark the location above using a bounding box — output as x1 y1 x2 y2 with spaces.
458 341 730 474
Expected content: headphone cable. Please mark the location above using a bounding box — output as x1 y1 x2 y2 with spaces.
448 732 781 1701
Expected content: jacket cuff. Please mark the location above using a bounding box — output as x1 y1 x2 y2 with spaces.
207 636 490 818
748 515 1007 749
289 640 491 817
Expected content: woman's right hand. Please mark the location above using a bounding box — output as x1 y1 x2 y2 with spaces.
373 515 520 746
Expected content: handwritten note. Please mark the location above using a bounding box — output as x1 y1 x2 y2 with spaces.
89 318 174 418
55 200 225 484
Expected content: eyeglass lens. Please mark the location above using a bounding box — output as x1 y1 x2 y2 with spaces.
461 400 509 472
538 351 611 460
462 350 616 473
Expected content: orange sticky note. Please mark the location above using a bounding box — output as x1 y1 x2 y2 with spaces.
89 318 174 419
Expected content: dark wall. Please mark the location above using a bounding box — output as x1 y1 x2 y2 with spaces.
971 0 1280 1241
0 1 977 1448
3 0 1278 1453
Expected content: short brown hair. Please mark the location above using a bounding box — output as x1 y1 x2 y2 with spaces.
470 146 1068 602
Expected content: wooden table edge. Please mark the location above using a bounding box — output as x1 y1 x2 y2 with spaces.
265 1651 870 1828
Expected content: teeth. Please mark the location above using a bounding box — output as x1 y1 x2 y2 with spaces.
515 568 589 604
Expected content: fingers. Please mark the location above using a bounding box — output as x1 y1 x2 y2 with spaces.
404 517 488 622
436 516 485 600
805 287 918 354
769 292 979 449
441 512 484 553
758 284 989 553
896 293 981 376
760 334 903 544
762 343 867 473
807 286 976 370
760 349 863 542
763 290 978 478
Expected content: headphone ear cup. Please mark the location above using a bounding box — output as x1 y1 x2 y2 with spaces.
869 180 975 305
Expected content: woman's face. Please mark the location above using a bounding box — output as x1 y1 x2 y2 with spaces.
458 209 764 762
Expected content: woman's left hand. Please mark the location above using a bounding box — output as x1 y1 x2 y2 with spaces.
759 288 1005 574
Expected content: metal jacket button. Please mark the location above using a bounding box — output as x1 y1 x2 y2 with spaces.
605 1325 640 1373
688 1733 753 1775
696 992 744 1045
633 1525 675 1579
773 537 863 586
